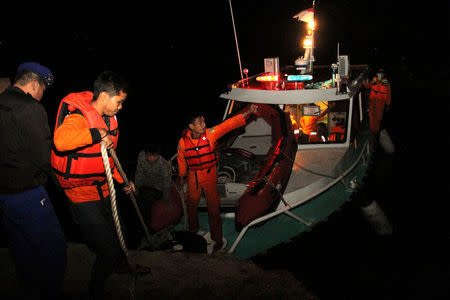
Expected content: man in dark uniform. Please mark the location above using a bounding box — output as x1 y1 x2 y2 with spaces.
0 62 67 299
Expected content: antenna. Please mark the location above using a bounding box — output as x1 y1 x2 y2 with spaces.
337 42 340 60
228 0 244 81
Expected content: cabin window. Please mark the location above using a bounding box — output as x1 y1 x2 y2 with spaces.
286 99 350 145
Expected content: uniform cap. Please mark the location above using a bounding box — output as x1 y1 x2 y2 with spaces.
17 62 54 88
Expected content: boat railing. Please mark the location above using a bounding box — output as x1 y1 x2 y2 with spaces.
226 139 371 255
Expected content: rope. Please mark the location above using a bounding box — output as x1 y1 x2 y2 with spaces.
100 143 137 300
261 176 291 208
108 148 154 248
100 143 130 258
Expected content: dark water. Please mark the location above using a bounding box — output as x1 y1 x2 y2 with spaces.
253 147 448 300
250 73 450 299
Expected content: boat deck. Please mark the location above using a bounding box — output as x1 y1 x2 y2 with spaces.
284 147 347 194
200 147 347 208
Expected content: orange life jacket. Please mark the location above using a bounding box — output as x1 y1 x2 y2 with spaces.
369 78 390 101
51 91 119 189
183 133 216 171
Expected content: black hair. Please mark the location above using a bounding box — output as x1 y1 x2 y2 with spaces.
143 143 161 155
93 71 129 100
187 112 204 125
14 70 46 88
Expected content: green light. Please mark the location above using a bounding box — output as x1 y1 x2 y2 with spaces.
287 75 313 81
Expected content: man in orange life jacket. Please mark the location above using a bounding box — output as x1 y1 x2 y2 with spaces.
299 104 331 142
363 69 391 135
177 104 258 251
51 71 136 299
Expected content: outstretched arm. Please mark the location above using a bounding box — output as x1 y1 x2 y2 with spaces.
209 104 259 142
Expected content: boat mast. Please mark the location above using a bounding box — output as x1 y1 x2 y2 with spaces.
228 0 244 81
293 1 316 74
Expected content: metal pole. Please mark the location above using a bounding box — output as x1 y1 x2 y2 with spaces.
228 0 244 81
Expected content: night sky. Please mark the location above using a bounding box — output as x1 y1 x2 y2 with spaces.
1 1 449 299
2 1 447 158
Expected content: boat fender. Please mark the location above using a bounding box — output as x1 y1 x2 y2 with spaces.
360 200 393 235
379 129 395 154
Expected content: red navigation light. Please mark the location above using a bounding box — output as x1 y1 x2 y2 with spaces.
256 74 280 82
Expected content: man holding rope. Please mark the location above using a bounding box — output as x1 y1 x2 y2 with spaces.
51 71 137 299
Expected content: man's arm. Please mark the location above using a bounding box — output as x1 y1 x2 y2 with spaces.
53 114 99 151
386 83 392 107
209 104 258 143
363 80 372 89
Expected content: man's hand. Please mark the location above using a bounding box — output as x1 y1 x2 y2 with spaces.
242 104 259 119
123 181 135 195
98 128 114 149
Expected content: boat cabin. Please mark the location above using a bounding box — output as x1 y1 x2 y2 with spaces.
220 63 369 150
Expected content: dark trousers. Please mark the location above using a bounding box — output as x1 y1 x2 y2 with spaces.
0 186 67 299
69 198 127 298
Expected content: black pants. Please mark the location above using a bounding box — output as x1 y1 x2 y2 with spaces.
69 198 127 298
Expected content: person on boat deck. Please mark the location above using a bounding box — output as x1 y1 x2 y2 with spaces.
0 62 67 299
177 104 258 251
51 71 142 299
363 69 391 135
299 104 330 142
134 143 172 223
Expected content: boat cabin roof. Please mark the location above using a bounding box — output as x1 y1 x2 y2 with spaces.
219 65 369 104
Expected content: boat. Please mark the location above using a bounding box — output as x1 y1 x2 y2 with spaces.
212 62 375 259
143 4 387 259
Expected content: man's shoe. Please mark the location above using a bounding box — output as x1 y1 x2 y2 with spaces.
213 241 223 252
212 238 227 253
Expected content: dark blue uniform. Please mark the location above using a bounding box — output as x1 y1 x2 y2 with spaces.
0 87 66 299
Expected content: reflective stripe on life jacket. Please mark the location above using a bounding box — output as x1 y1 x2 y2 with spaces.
51 91 119 189
183 133 216 170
